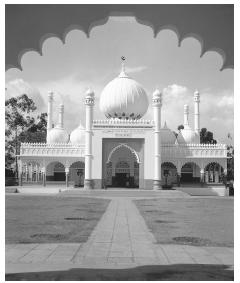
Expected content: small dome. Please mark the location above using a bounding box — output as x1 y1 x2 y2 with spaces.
179 125 199 144
160 122 177 144
176 131 186 144
47 126 69 144
99 63 149 120
85 88 94 98
70 122 85 144
152 88 162 99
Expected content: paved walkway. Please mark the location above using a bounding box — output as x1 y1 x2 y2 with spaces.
6 197 233 274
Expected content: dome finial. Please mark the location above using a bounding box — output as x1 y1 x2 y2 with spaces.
121 56 126 71
119 56 128 78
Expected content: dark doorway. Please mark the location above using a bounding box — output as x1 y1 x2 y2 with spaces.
114 173 129 187
181 173 193 182
54 172 65 181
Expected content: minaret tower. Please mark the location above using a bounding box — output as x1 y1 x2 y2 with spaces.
194 90 200 134
84 88 95 190
47 91 53 143
57 104 64 128
184 104 189 126
152 88 162 190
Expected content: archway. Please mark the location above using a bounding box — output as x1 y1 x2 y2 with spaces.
106 144 139 188
181 162 201 183
205 162 224 183
161 162 178 186
46 161 65 181
22 161 42 183
69 161 85 187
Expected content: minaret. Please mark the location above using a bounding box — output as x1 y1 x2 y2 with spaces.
57 104 64 128
194 90 200 134
84 88 95 190
184 104 189 126
152 88 162 190
47 91 53 143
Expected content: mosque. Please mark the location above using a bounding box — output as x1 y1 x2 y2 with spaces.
18 61 228 189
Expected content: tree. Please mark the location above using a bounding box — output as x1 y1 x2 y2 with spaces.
19 113 47 143
177 124 184 131
5 94 47 176
227 145 234 181
200 128 217 144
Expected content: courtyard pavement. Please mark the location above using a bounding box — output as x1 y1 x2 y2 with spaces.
6 195 233 275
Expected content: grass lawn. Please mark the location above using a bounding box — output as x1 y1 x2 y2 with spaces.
135 198 233 247
6 195 110 244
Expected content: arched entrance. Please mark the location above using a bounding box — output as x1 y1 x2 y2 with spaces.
114 161 130 187
105 144 140 188
161 162 177 186
181 162 200 183
205 162 224 183
46 161 65 181
70 161 85 187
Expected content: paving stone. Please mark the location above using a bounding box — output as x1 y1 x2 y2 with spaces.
160 244 195 264
183 245 222 264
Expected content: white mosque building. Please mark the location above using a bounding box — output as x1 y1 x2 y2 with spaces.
18 62 228 189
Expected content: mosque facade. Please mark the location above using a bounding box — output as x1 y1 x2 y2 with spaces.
18 63 228 189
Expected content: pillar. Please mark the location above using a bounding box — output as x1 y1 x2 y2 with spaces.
65 167 69 188
205 170 209 183
152 89 162 190
47 91 54 143
200 168 205 187
42 167 46 187
184 104 189 127
177 162 181 187
26 164 29 182
18 161 22 186
58 104 64 128
30 163 33 182
84 88 95 190
194 90 200 134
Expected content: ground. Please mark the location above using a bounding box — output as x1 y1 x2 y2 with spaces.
135 197 233 247
5 191 234 281
6 195 110 243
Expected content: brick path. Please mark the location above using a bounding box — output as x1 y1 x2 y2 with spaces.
6 196 233 274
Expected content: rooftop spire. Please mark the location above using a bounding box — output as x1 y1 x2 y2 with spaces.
119 56 128 78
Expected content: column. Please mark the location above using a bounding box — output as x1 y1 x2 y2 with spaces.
177 162 181 187
84 88 95 190
18 161 22 186
42 167 46 187
200 168 205 187
184 104 189 127
65 167 69 188
152 89 162 190
35 164 38 182
47 91 54 143
205 170 209 183
214 165 219 183
194 90 200 134
30 163 33 182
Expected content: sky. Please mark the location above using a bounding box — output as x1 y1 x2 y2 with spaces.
5 16 234 144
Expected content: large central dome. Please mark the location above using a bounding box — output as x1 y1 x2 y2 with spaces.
99 63 149 119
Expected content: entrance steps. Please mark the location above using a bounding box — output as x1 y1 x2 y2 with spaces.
61 189 190 198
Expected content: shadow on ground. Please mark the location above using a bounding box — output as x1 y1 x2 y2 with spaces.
6 264 233 281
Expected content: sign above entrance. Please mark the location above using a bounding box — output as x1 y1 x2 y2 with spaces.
102 129 146 138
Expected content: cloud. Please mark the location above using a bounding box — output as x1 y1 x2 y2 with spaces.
163 84 188 99
5 79 45 112
125 66 147 74
217 95 234 108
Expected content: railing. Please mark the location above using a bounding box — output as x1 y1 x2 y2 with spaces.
93 119 154 127
161 144 227 158
20 143 85 157
20 142 227 158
